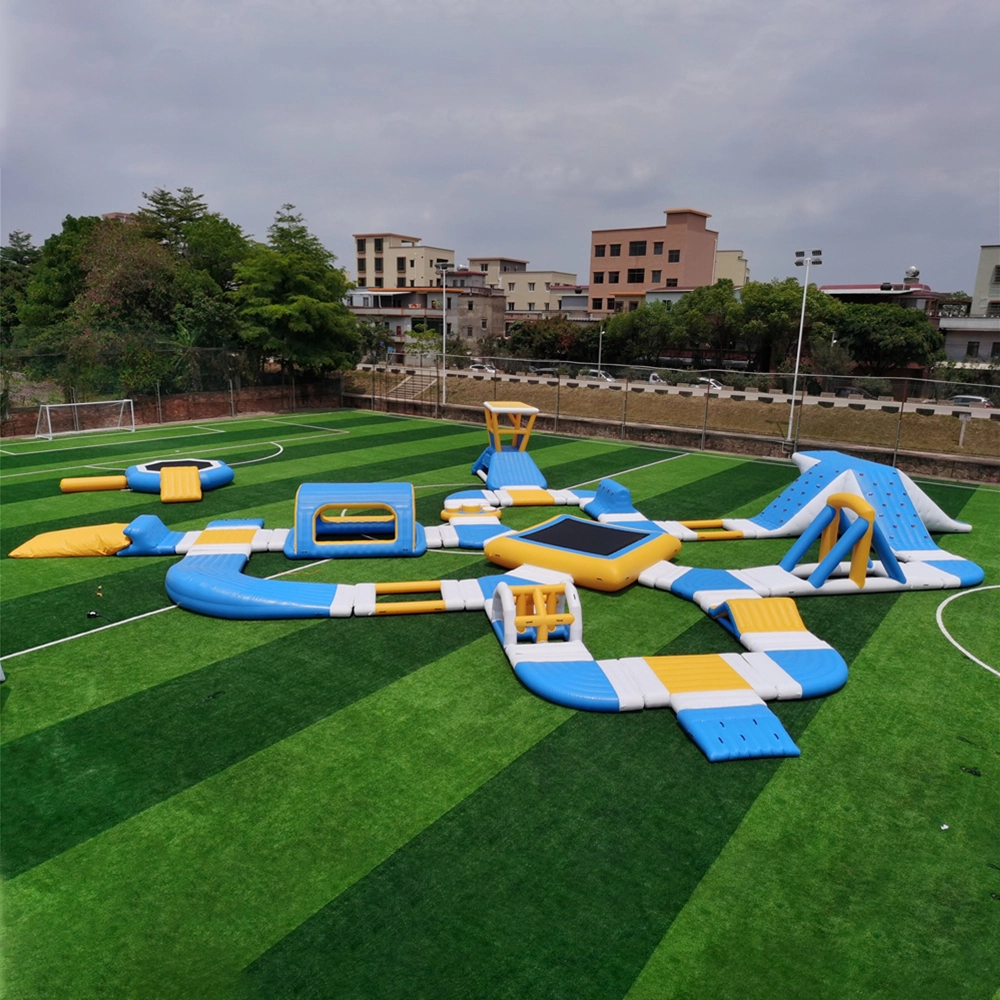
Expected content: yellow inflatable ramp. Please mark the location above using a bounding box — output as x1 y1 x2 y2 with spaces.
9 523 132 558
60 475 128 493
160 465 203 503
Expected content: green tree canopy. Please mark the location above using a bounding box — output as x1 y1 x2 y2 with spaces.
1 231 41 344
601 301 678 365
833 303 944 375
507 315 594 361
234 206 358 372
670 280 743 363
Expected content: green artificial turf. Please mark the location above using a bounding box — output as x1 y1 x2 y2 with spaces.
2 410 997 1000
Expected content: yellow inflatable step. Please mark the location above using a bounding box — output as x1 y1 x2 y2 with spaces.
643 654 753 694
160 465 203 503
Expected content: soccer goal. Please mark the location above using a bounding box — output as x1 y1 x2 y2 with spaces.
35 399 136 440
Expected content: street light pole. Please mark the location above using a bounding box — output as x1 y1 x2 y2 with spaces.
437 262 456 408
786 249 822 443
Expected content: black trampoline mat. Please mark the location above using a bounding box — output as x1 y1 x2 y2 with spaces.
520 518 647 556
143 460 215 471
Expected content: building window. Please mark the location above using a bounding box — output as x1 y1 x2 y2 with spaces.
651 270 662 283
507 301 515 311
545 282 550 290
480 263 488 271
396 277 406 287
482 318 488 329
410 280 415 287
608 271 620 284
356 238 366 253
668 249 680 263
609 244 621 256
627 268 645 283
508 282 515 292
465 326 473 338
397 256 406 272
987 301 1000 317
594 244 606 257
544 302 550 310
608 298 617 311
373 238 383 252
468 300 474 311
374 277 383 288
357 258 366 273
528 282 535 291
666 278 678 287
629 301 639 312
374 257 383 273
592 298 603 310
593 272 604 284
629 240 647 256
447 297 453 308
966 341 981 357
653 241 663 255
357 279 367 288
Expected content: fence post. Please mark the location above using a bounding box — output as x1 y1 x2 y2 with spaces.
554 372 560 433
891 391 906 467
621 372 628 440
792 386 806 452
700 383 710 450
156 382 163 424
228 379 235 418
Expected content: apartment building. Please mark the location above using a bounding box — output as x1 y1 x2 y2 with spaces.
589 208 719 314
714 249 750 288
971 245 1000 318
353 233 454 289
346 272 506 364
468 255 578 316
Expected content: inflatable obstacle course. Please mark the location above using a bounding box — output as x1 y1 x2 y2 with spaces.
8 424 986 762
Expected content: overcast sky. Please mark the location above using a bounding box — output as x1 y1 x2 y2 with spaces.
3 0 998 292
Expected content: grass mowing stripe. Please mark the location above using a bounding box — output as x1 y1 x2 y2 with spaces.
624 484 997 1000
3 639 571 1000
1 609 489 877
239 630 824 1000
0 420 481 525
626 587 1000 998
0 559 178 656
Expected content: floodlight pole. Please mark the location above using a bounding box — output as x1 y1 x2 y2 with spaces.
786 249 822 443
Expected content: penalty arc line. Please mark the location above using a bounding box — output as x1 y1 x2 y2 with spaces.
935 585 1000 678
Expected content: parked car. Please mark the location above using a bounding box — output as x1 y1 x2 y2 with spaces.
529 366 559 377
698 377 723 390
949 395 994 408
581 369 616 382
648 372 665 384
834 386 875 399
469 364 496 373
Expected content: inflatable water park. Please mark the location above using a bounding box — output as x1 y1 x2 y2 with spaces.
10 401 984 762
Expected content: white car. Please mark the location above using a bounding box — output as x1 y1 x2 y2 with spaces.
469 364 496 373
949 395 993 408
698 377 723 390
582 369 616 382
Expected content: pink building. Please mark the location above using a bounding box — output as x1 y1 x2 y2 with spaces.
589 208 719 314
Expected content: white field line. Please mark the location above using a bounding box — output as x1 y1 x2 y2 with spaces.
567 452 689 490
0 559 333 664
228 442 284 466
0 426 226 463
261 418 350 434
935 585 1000 678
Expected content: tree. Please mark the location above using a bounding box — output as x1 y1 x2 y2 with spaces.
1 231 41 344
234 206 358 372
739 278 841 372
939 292 972 318
671 279 743 364
137 186 209 250
507 315 594 361
833 304 944 375
601 301 677 365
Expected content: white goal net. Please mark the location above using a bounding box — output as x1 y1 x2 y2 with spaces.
35 399 136 440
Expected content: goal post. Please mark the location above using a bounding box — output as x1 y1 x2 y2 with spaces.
35 399 136 440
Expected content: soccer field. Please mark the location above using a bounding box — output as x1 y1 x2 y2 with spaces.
2 409 998 1000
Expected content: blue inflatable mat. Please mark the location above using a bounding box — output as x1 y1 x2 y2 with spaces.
676 704 800 761
513 659 620 711
765 649 849 698
485 450 547 490
670 568 753 602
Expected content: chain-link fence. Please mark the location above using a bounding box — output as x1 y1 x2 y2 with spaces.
347 356 1000 465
